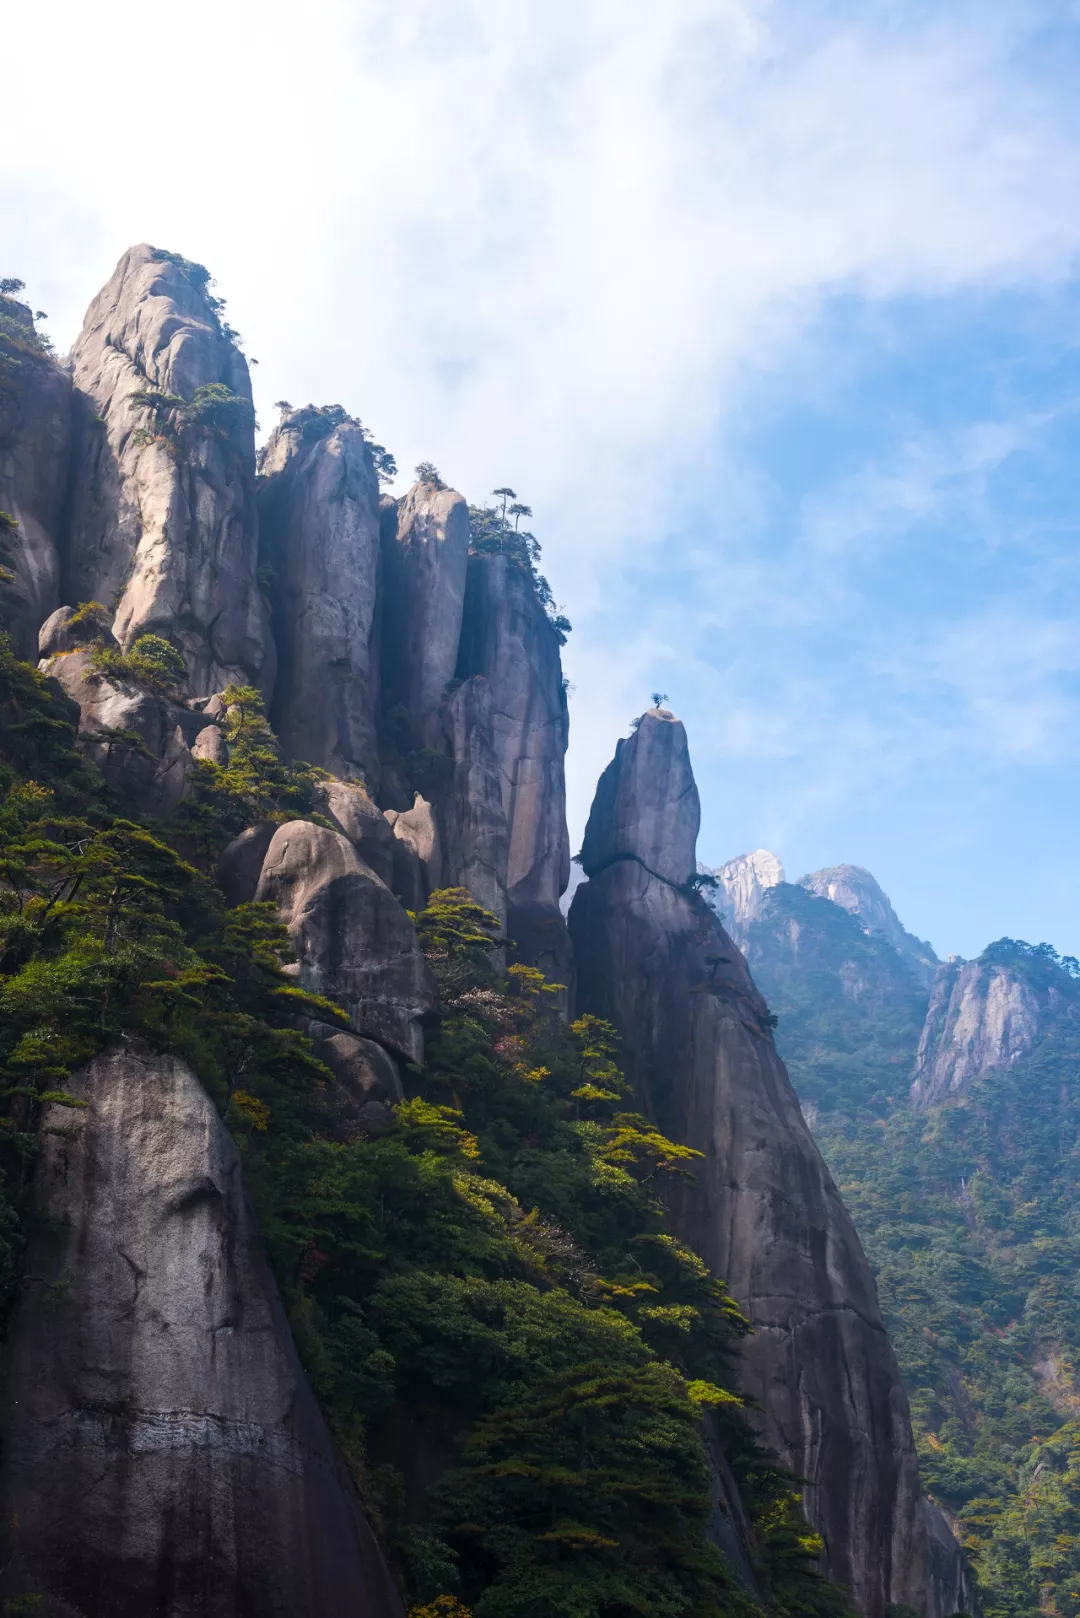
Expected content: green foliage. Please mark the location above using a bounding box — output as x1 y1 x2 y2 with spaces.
0 636 851 1618
751 887 1080 1616
172 683 329 855
91 633 188 696
467 501 571 642
264 403 397 483
130 382 255 452
244 884 853 1616
64 600 113 642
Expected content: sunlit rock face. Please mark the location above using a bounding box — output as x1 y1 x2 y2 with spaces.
570 710 935 1618
258 408 382 787
703 848 785 944
0 295 70 659
911 953 1077 1107
800 862 938 988
254 820 437 1065
379 476 471 749
0 1044 403 1618
65 244 273 696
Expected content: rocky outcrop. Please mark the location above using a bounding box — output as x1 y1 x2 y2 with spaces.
923 1498 978 1618
455 553 571 982
309 1025 404 1139
254 821 437 1064
800 863 938 987
705 848 785 944
379 477 469 747
43 647 210 817
322 779 397 889
258 408 381 786
910 952 1076 1107
569 710 938 1617
65 245 273 696
0 297 70 659
0 1044 402 1618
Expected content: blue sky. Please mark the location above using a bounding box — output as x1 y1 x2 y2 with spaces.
4 0 1080 958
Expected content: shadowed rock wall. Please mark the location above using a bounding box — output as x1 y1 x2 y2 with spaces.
0 1045 402 1618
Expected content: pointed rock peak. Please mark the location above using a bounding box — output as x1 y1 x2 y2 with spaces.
75 243 250 405
800 863 938 981
580 709 700 887
710 849 785 936
258 403 361 476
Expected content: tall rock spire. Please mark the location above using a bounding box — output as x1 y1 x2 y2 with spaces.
569 708 940 1617
0 294 70 660
64 245 273 696
455 552 571 984
379 474 470 748
258 406 382 786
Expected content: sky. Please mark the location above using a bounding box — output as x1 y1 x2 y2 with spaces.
4 0 1080 959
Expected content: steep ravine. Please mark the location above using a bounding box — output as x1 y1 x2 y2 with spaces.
0 250 967 1616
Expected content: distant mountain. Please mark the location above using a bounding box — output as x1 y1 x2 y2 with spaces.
798 863 939 988
719 847 1080 1616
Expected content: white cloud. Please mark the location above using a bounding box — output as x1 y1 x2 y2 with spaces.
4 0 1080 880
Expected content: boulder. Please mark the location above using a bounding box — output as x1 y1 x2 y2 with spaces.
0 1044 402 1618
379 477 470 745
44 647 207 818
258 409 382 786
310 1025 403 1139
191 721 228 764
0 298 70 659
37 604 119 659
255 821 437 1064
321 779 396 888
570 710 944 1617
218 822 279 907
385 791 442 895
64 244 273 696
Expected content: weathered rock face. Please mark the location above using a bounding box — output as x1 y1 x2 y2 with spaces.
910 955 1075 1107
438 678 508 925
255 821 437 1064
322 779 397 889
0 298 70 659
44 647 209 817
309 1025 404 1139
923 1498 978 1618
705 848 785 944
800 863 938 987
570 711 936 1617
258 410 381 785
0 1044 402 1618
579 707 697 887
379 478 470 745
65 245 273 696
455 554 571 981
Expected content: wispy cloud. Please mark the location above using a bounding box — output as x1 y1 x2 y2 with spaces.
3 0 1080 948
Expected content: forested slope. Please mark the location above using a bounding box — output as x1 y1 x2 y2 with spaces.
744 879 1080 1618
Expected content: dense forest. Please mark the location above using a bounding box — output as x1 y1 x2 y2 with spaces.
0 629 854 1618
747 884 1080 1618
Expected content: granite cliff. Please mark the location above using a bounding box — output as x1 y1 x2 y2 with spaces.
0 249 968 1616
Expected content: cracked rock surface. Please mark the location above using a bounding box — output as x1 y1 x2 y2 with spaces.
0 1044 402 1618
